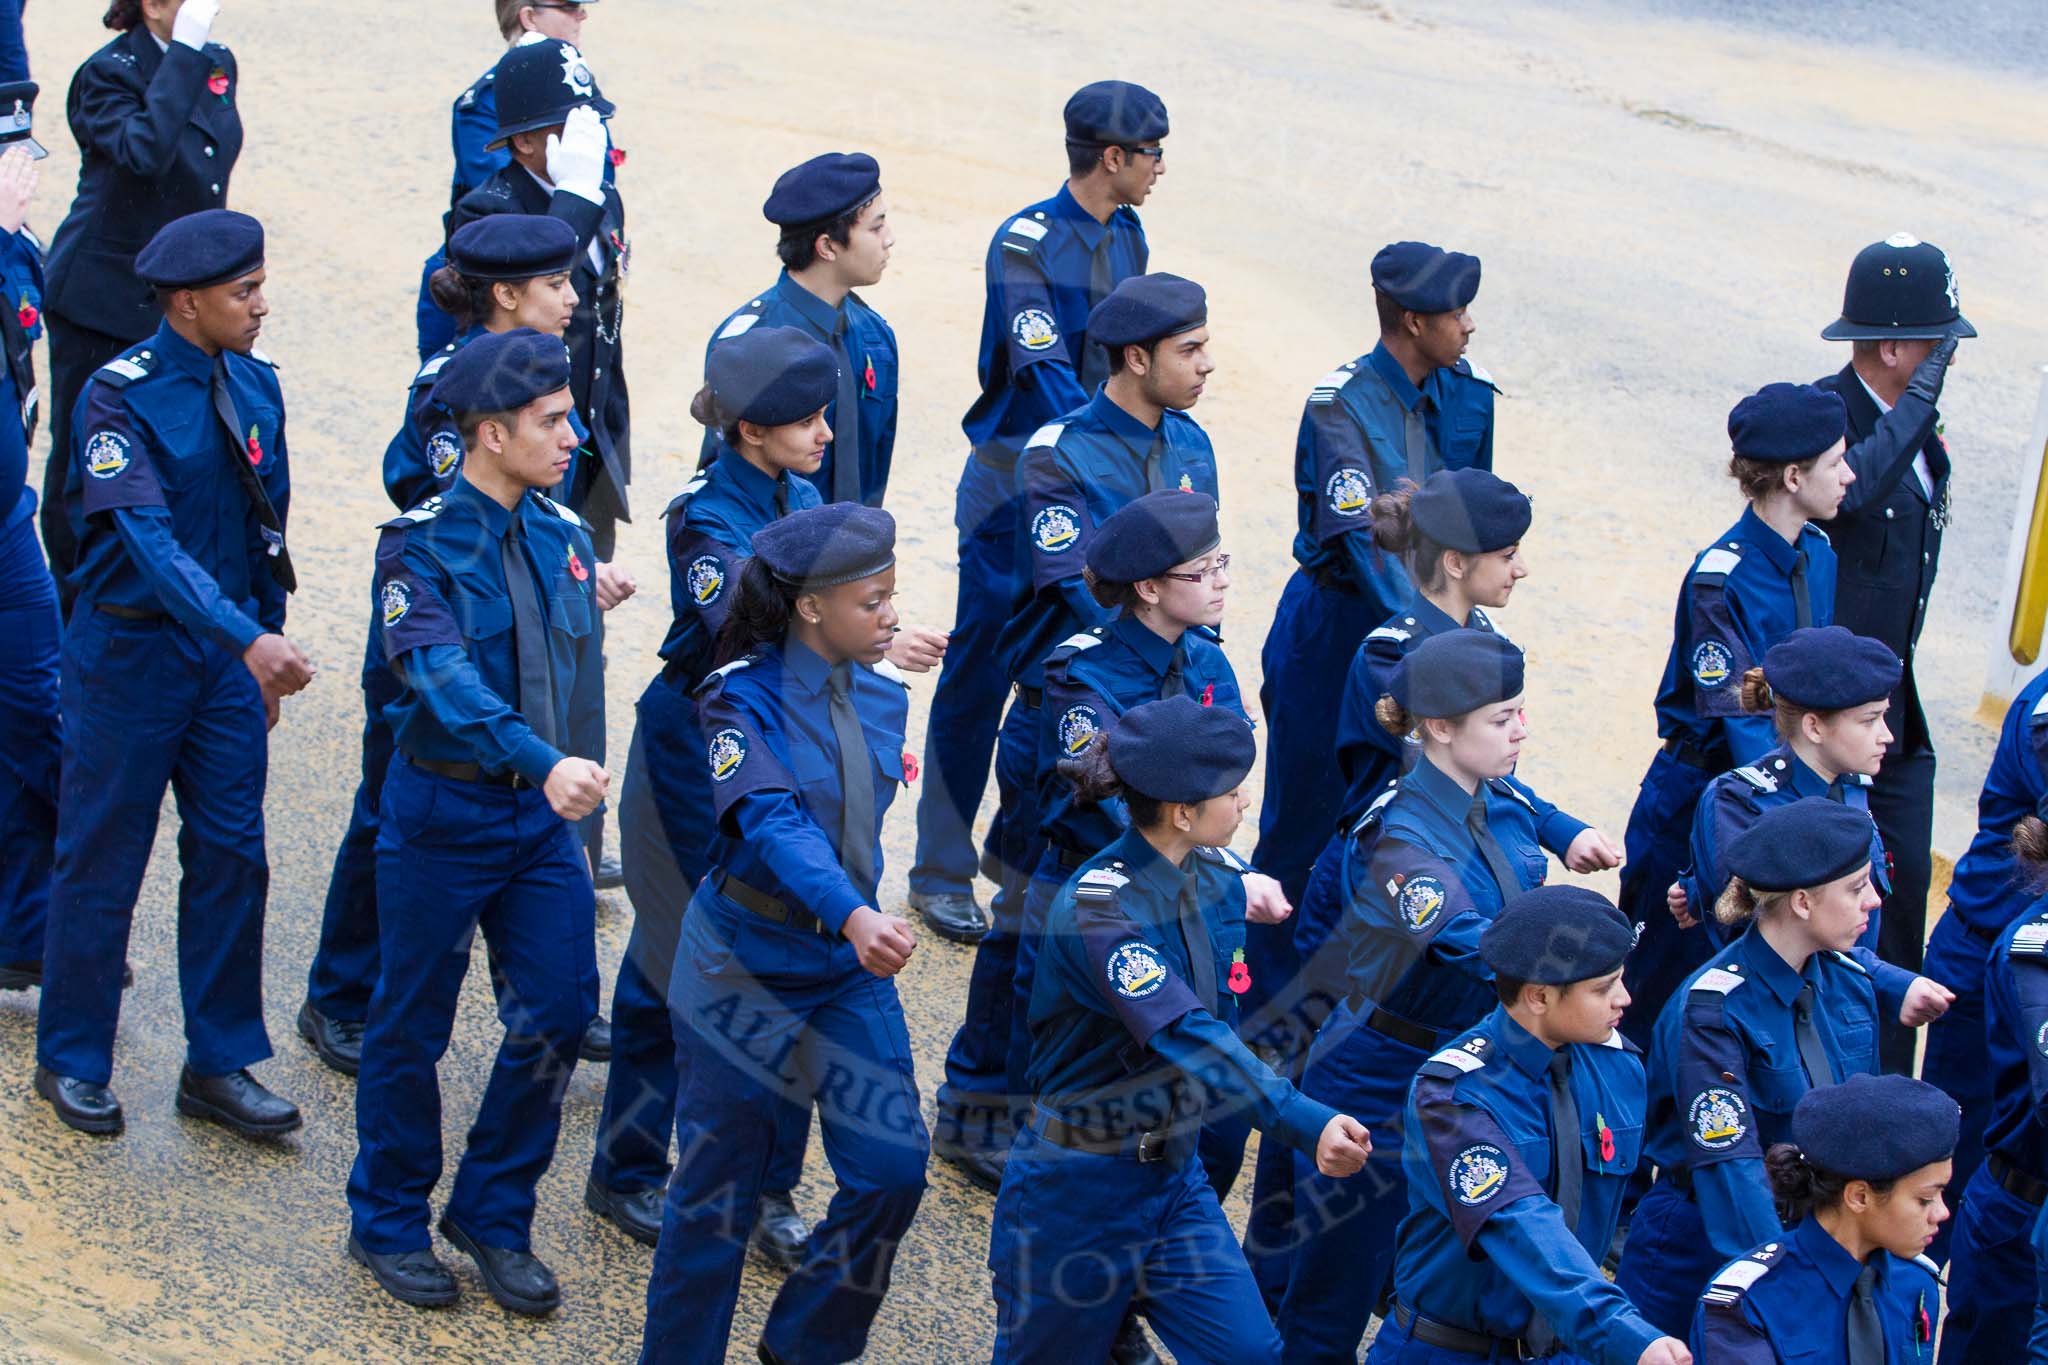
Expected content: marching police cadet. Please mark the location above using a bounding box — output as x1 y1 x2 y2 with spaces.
702 151 898 506
910 77 1166 944
345 328 607 1315
1278 628 1613 1362
641 503 928 1365
1693 1074 1953 1363
1666 627 1898 956
1370 887 1689 1365
1613 799 1952 1336
298 213 585 1078
1939 822 2048 1362
935 270 1216 1185
1618 383 1856 1045
38 0 241 603
1813 236 1970 1075
1921 670 2048 1253
34 209 311 1137
990 696 1372 1363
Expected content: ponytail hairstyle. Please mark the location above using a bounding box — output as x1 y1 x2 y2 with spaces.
1714 874 1791 929
1764 1141 1895 1225
1369 479 1455 591
428 263 500 332
1737 666 1828 741
103 0 144 29
712 557 798 666
689 383 749 462
1056 732 1166 831
1374 694 1415 739
2014 815 2048 886
1083 565 1143 612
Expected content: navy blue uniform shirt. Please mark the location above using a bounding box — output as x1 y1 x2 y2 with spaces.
1944 670 2048 936
658 452 821 677
64 322 287 651
386 329 593 514
1693 1215 1941 1363
1332 595 1500 825
1978 901 2048 1181
0 224 44 527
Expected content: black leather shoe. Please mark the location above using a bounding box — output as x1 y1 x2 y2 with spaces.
757 1341 793 1365
1 960 135 991
348 1234 459 1308
1109 1311 1161 1365
937 1146 1004 1194
578 1015 612 1063
438 1217 561 1315
584 1177 662 1246
297 1000 365 1077
748 1189 809 1271
907 890 987 945
593 853 625 890
33 1066 123 1134
175 1065 302 1138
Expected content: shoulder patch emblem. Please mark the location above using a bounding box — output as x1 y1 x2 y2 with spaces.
1325 466 1372 517
1012 308 1059 353
1031 504 1081 554
1005 216 1048 242
1396 874 1447 932
1691 640 1733 689
1105 941 1167 1000
1688 1087 1749 1151
707 727 748 782
1058 704 1100 756
687 554 726 606
426 430 462 480
1450 1144 1511 1206
83 430 132 480
380 580 411 627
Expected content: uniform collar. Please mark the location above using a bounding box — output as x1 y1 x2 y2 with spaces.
447 475 515 538
1403 754 1478 829
1766 745 1838 800
777 636 836 698
1048 184 1109 251
1402 593 1477 639
1366 342 1429 413
150 321 220 382
1109 611 1181 676
773 270 847 334
1106 827 1192 921
716 450 791 518
1490 1008 1558 1083
1733 504 1801 574
1792 1213 1883 1300
1087 384 1162 445
1733 922 1815 1007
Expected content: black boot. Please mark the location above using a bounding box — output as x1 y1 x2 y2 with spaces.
175 1065 302 1139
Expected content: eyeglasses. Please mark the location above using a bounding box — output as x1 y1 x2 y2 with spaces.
1120 145 1165 161
1160 554 1230 584
528 1 589 11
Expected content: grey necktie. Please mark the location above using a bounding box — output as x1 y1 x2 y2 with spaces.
829 313 862 505
1524 1048 1583 1356
1793 983 1834 1088
1143 433 1170 493
1404 398 1434 486
1176 878 1218 1011
1790 547 1814 629
211 359 295 591
1466 791 1522 898
501 517 557 749
828 662 877 893
1080 237 1115 393
1845 1260 1885 1363
1159 642 1184 701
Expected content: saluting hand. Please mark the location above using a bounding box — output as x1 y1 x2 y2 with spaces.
545 757 609 822
171 0 221 51
1666 881 1696 929
1243 872 1292 925
1563 827 1622 873
1899 975 1956 1028
0 146 39 236
844 905 916 977
594 560 637 611
883 625 947 673
546 105 609 203
243 632 314 698
1315 1115 1372 1177
1637 1339 1692 1365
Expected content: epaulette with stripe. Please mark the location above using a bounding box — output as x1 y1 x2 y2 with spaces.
1689 965 1746 997
378 495 445 530
1000 214 1049 256
1195 846 1251 874
662 475 710 520
1825 950 1869 977
2010 914 2048 959
1693 545 1742 586
1308 362 1360 406
532 492 588 529
1700 1240 1790 1310
94 349 158 389
413 347 457 386
1419 1035 1494 1080
1486 777 1536 812
714 297 768 340
1731 765 1778 794
1074 861 1131 906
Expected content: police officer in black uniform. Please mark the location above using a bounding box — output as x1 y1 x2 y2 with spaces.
1812 234 1969 1073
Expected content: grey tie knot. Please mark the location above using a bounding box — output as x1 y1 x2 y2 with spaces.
829 660 853 699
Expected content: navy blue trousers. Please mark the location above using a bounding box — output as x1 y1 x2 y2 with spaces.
346 759 598 1253
1611 1178 1719 1338
304 628 400 1023
0 510 61 966
1922 907 1999 1263
1365 1309 1595 1365
1618 749 1717 1047
1941 1163 2040 1364
38 612 271 1084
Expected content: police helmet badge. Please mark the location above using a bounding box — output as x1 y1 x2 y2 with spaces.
1691 641 1733 689
1688 1087 1749 1151
1105 941 1168 1000
1450 1144 1510 1207
381 580 411 627
1012 308 1059 353
426 431 462 480
687 554 726 606
1326 467 1372 517
707 727 748 782
1397 874 1447 932
1057 705 1100 756
84 430 131 480
1032 504 1081 555
560 45 596 97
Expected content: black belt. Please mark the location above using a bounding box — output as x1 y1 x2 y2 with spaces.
1988 1151 2048 1207
1031 1107 1178 1163
1363 1005 1444 1054
408 755 531 789
95 602 167 622
1666 1165 1695 1195
1662 735 1724 771
1053 844 1088 871
1309 563 1360 595
1391 1301 1555 1359
1014 684 1043 709
971 441 1019 473
718 872 834 937
1964 919 1999 946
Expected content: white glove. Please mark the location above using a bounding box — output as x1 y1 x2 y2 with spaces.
172 0 221 51
514 29 549 47
545 105 608 204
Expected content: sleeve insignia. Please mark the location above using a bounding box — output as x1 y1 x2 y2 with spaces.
1396 873 1447 931
83 429 132 480
1688 1087 1749 1151
380 580 411 627
1105 941 1168 1000
707 727 748 782
1450 1144 1511 1206
1031 504 1081 554
1012 307 1060 352
426 431 463 479
686 553 726 606
1057 704 1100 756
1325 466 1372 516
1691 640 1733 688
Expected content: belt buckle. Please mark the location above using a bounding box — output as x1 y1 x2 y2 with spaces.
1135 1129 1167 1163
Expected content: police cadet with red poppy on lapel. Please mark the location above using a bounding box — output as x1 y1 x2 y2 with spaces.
911 78 1167 946
38 0 242 607
1811 233 1969 1075
1371 886 1689 1365
34 209 311 1138
702 151 900 507
346 328 608 1317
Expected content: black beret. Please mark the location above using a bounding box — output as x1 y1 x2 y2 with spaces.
0 80 45 160
1388 628 1525 720
135 210 264 290
1085 490 1220 583
1792 1075 1959 1181
1107 696 1255 804
1409 468 1532 554
707 326 838 428
1724 797 1873 893
1481 886 1634 985
448 214 579 282
763 152 882 229
1727 382 1847 463
1371 241 1481 315
428 327 572 417
1087 272 1207 348
490 39 614 150
1063 80 1169 147
1761 627 1901 712
751 503 896 589
1821 233 1975 342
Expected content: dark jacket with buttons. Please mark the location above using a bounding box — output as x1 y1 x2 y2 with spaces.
1815 362 1949 750
44 26 242 340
